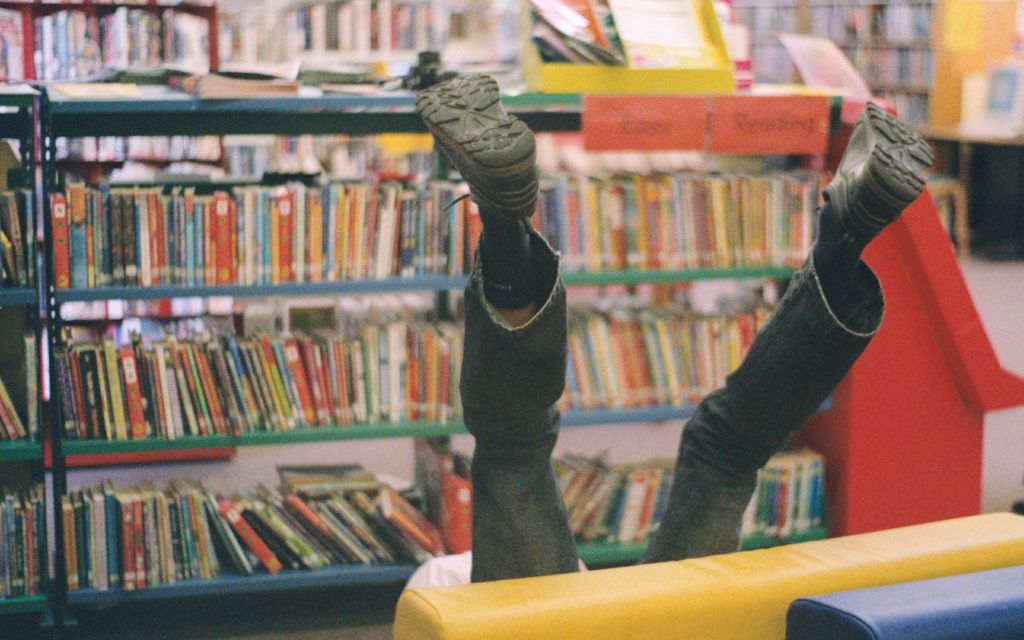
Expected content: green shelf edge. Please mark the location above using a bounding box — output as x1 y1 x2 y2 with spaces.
562 267 796 286
0 440 43 462
0 594 47 615
62 422 468 455
577 527 829 566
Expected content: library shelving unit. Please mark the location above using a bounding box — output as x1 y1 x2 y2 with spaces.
39 86 834 618
0 0 219 82
733 0 935 127
0 85 47 620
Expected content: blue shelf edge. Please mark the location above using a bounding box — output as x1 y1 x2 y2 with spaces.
67 564 418 606
0 288 38 307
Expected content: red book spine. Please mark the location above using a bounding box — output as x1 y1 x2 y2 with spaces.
441 473 472 553
283 341 316 426
133 498 145 589
119 348 147 439
229 195 239 283
147 192 162 286
299 340 328 426
277 190 294 282
121 500 136 590
217 496 282 574
67 350 88 438
51 194 71 289
213 192 233 285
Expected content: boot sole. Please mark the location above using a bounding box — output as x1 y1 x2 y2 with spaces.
824 103 933 233
415 75 540 183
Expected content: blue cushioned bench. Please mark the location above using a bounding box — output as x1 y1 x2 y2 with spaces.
786 564 1024 640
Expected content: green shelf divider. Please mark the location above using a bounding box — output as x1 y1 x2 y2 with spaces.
576 527 829 567
740 526 829 550
0 440 43 462
63 434 236 456
233 421 467 446
562 267 797 286
0 594 48 615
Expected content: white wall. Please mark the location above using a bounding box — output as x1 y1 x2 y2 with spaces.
960 259 1024 512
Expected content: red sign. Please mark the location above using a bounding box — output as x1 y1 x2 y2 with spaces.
709 95 831 155
582 95 707 152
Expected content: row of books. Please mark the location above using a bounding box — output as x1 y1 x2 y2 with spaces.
54 318 463 441
874 91 929 129
741 448 826 540
536 172 820 273
557 447 826 546
560 305 770 412
61 466 446 592
807 1 932 45
556 453 673 544
30 8 209 81
223 134 437 182
0 189 35 289
0 487 46 599
842 44 932 89
291 0 436 56
0 333 38 442
50 181 478 290
56 136 223 164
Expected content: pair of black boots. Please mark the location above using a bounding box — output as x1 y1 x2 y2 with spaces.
415 74 934 312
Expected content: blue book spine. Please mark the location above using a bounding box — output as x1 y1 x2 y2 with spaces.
104 491 119 589
416 193 427 275
70 213 88 289
196 201 206 286
99 189 112 285
256 192 267 285
1 497 10 597
324 185 336 279
80 494 91 588
185 199 195 287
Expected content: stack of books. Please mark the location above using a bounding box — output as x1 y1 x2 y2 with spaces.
54 318 463 441
0 486 47 599
0 190 35 290
556 454 673 545
62 467 445 592
557 447 827 546
741 448 826 540
560 304 771 412
0 334 39 443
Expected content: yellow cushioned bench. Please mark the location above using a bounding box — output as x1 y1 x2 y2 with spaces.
394 513 1024 640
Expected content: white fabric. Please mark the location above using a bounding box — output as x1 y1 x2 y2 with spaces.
404 552 474 589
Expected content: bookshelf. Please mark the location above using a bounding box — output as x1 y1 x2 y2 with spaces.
33 88 839 625
0 0 219 82
733 0 936 128
0 85 46 619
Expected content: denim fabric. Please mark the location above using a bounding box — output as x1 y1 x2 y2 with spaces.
460 232 884 581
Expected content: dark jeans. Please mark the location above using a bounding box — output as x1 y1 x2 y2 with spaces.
460 230 884 582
